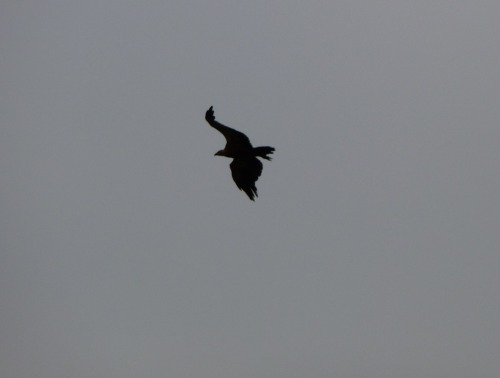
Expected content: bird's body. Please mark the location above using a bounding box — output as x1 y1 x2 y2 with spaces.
205 106 274 201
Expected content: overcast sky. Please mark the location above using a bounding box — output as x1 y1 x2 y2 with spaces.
1 1 500 377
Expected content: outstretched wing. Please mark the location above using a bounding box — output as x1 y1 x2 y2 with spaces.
205 106 253 149
229 157 263 201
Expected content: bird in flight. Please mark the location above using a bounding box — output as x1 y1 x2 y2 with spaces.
205 106 275 201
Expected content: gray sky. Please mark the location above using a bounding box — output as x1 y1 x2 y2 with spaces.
1 1 499 377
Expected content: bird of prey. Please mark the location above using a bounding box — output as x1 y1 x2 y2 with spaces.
205 106 275 201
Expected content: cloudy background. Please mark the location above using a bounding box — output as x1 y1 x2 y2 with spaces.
1 1 499 377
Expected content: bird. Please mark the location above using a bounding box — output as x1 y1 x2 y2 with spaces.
205 106 275 201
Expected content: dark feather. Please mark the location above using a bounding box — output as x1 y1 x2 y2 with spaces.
205 106 253 154
230 157 263 201
205 106 274 200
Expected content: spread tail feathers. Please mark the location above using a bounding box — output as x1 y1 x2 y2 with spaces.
253 146 275 161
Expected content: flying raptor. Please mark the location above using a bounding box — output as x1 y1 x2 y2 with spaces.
205 106 275 201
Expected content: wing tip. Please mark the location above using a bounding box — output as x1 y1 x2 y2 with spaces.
205 106 215 122
243 187 258 201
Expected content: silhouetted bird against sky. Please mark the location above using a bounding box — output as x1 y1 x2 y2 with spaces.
205 106 275 201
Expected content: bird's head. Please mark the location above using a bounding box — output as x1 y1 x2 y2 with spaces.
214 150 226 157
